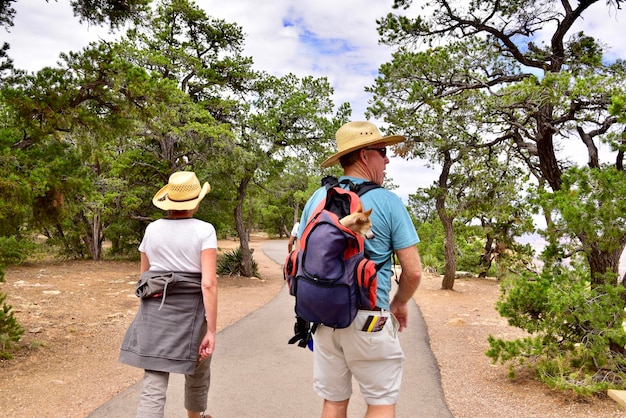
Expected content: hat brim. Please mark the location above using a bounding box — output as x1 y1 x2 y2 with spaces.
152 182 211 210
320 135 405 168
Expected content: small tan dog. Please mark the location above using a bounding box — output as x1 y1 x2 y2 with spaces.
339 204 374 239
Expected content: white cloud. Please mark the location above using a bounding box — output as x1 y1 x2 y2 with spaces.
571 1 626 61
4 0 117 72
386 157 438 202
191 0 397 118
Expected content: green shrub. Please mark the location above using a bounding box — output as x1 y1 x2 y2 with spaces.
0 292 24 359
486 266 626 394
0 236 34 266
217 247 259 277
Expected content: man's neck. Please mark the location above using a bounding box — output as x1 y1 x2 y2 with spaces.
344 163 377 183
343 165 369 180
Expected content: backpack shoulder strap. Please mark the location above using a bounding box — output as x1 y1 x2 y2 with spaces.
321 175 339 190
315 176 381 219
353 181 381 197
338 179 381 197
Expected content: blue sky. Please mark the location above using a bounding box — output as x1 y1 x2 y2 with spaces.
3 0 625 205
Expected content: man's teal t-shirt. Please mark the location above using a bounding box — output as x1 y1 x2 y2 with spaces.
298 176 419 310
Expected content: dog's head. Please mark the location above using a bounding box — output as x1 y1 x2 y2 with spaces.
339 204 374 239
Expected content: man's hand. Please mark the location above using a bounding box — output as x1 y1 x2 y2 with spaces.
390 300 409 332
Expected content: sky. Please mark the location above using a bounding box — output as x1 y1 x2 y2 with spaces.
4 0 625 202
3 0 439 202
3 0 626 238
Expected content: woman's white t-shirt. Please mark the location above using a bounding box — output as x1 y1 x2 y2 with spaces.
139 218 217 273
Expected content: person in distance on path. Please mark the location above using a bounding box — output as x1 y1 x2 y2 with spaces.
288 221 300 253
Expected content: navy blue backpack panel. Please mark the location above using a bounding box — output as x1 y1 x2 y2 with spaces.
284 179 380 329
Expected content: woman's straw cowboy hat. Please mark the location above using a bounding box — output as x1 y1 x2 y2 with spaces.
152 171 211 211
320 121 405 168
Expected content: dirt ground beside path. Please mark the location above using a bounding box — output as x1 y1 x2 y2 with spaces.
414 274 624 418
0 238 624 417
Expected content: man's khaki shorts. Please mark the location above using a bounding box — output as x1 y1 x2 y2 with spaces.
312 309 405 405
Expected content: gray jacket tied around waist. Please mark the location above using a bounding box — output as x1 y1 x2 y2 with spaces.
119 271 206 375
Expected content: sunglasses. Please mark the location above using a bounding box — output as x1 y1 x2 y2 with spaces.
364 147 387 157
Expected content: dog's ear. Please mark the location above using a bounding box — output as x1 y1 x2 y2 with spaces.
357 208 373 224
356 201 363 213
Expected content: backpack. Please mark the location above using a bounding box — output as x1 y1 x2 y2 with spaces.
284 176 382 342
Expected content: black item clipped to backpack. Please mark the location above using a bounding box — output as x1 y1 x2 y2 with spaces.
287 317 317 348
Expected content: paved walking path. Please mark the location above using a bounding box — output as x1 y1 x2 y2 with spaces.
89 240 452 417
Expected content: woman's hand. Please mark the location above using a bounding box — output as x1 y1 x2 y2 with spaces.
198 330 215 360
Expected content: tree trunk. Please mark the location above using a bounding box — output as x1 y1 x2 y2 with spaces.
81 209 103 261
587 243 625 287
90 209 102 261
536 105 562 191
439 210 457 290
292 203 300 226
478 234 495 278
54 223 77 258
247 193 252 241
535 112 624 288
438 150 457 290
534 145 620 289
234 176 254 277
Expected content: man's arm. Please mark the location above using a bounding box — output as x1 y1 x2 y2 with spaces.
390 245 422 332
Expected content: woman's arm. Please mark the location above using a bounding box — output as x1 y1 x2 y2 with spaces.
140 252 150 274
198 248 217 360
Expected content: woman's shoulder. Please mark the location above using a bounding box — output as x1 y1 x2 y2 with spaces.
191 218 216 233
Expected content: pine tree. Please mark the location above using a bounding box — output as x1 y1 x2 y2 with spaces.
0 292 24 359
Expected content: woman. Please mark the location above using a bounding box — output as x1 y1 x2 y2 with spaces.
119 171 217 418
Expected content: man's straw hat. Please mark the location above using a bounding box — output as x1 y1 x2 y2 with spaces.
320 121 405 168
152 171 210 211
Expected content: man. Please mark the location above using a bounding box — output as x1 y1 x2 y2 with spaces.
287 221 300 253
298 121 422 418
